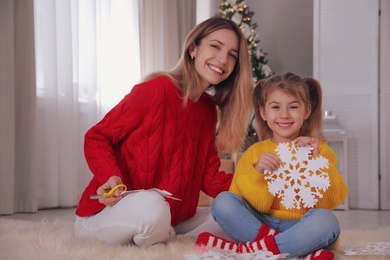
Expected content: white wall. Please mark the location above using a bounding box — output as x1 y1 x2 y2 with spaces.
196 0 213 24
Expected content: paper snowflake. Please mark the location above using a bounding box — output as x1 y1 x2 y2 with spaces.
264 142 330 209
187 247 288 260
343 242 390 256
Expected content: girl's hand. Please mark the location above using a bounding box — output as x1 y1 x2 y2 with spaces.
96 175 123 206
293 136 322 156
255 152 282 173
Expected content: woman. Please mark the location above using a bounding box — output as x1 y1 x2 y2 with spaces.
74 16 254 247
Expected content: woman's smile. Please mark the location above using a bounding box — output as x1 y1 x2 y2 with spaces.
208 63 224 74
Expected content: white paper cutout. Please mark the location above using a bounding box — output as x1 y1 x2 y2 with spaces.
186 247 288 260
343 242 390 255
120 188 182 200
264 142 330 209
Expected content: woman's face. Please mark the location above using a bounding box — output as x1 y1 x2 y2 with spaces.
191 28 239 95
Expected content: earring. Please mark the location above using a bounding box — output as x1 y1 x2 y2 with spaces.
190 54 194 60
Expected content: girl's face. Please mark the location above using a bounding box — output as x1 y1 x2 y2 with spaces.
191 28 239 97
260 89 311 143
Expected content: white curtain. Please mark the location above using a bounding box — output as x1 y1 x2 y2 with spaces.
140 0 196 75
0 0 195 215
33 0 141 209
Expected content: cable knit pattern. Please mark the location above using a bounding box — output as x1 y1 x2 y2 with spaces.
76 76 233 225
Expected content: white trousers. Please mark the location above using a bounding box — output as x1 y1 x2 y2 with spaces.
74 190 230 247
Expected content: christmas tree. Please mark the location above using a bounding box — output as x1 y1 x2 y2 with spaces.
218 0 274 149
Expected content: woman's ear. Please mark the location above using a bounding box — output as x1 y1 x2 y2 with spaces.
189 44 196 59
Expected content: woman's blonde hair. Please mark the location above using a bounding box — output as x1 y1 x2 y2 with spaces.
145 16 253 152
253 72 325 141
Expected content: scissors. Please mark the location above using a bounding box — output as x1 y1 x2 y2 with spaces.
90 185 182 201
90 184 127 200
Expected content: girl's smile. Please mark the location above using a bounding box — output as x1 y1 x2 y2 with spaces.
260 89 311 143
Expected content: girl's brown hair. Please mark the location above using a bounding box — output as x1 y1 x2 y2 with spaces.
145 16 253 152
253 72 324 141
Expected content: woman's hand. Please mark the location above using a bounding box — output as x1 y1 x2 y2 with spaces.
96 175 123 206
255 152 282 173
293 136 322 156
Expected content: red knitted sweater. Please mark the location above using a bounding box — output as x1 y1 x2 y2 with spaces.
75 76 233 226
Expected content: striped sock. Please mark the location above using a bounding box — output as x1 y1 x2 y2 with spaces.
255 224 280 241
196 232 238 251
244 235 280 254
301 249 334 260
196 232 280 255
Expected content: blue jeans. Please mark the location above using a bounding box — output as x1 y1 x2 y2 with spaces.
212 191 340 258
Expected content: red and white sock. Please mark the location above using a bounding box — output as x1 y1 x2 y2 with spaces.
243 235 280 254
255 224 280 240
301 249 334 260
255 226 333 259
196 232 238 251
196 232 280 255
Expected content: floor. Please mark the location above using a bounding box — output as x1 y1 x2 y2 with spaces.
1 207 390 231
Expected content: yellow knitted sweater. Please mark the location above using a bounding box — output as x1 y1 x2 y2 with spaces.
230 139 348 250
230 139 349 220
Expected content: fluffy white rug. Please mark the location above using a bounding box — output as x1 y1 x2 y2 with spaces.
0 218 389 260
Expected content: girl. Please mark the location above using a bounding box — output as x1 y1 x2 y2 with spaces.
196 72 348 259
74 16 253 247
